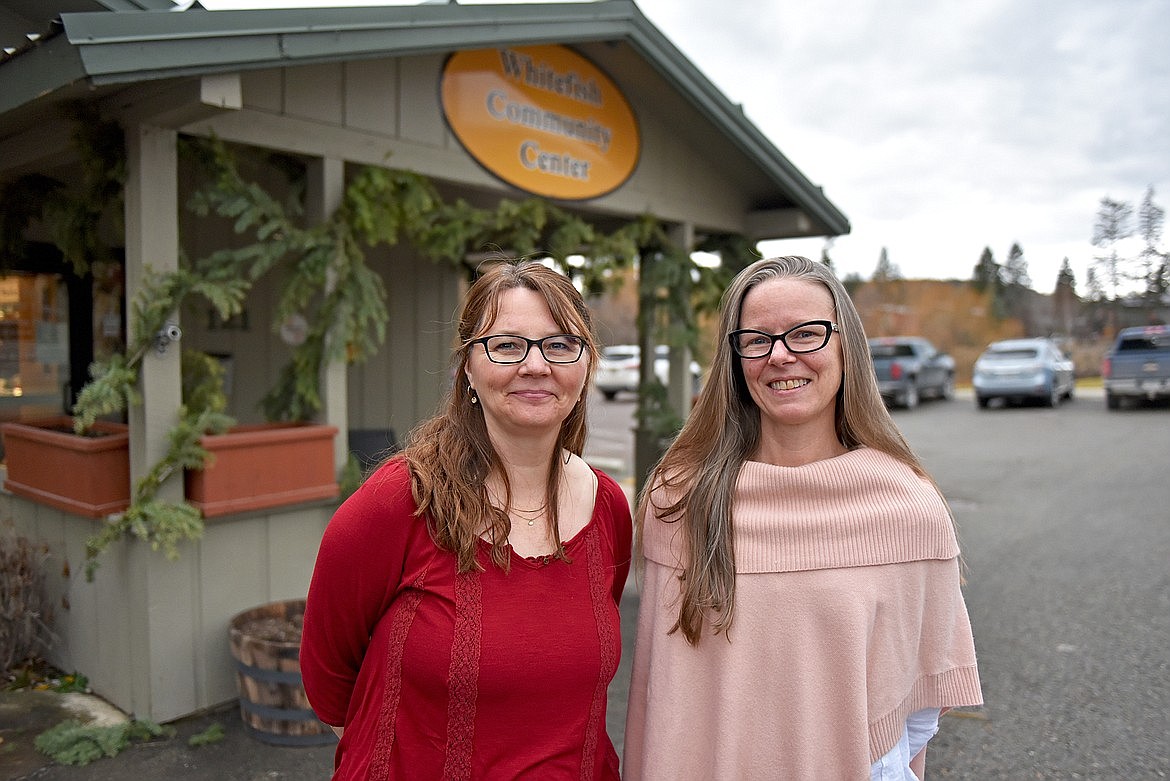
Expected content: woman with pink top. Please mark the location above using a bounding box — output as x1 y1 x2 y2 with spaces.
623 256 982 780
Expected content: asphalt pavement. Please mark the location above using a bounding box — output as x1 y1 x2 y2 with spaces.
1 687 335 781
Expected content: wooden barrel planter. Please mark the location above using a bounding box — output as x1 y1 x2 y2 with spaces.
228 599 336 746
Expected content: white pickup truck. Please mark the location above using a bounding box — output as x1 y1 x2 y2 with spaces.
1102 324 1170 409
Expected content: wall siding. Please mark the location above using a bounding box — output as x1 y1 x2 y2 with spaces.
344 57 400 135
2 493 332 721
284 61 344 125
347 245 460 438
189 55 754 236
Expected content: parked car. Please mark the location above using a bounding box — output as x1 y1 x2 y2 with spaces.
867 336 955 409
1102 324 1170 409
594 344 700 401
972 338 1075 408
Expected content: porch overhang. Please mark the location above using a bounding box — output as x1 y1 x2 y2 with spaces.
0 0 849 240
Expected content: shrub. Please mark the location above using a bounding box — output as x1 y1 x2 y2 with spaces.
0 526 54 672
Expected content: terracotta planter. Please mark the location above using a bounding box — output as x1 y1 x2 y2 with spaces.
0 417 131 518
185 423 339 518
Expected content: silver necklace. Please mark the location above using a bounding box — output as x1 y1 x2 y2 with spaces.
509 502 549 527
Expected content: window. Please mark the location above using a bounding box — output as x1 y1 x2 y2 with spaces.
0 245 124 460
0 273 70 421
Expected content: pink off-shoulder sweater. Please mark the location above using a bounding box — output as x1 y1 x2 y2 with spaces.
623 447 983 780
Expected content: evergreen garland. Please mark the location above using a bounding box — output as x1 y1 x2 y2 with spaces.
5 115 748 578
35 718 175 766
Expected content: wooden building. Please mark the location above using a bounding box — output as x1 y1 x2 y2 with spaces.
0 0 847 721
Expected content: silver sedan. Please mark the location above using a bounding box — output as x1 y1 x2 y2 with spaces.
972 338 1075 408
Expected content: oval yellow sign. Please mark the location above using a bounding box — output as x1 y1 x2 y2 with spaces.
440 45 640 201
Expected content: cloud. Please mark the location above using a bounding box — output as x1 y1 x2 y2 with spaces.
634 0 1170 291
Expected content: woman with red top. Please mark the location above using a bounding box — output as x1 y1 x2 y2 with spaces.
302 260 632 780
623 256 982 780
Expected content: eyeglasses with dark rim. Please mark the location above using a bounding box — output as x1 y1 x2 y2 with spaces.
728 320 839 358
469 334 587 365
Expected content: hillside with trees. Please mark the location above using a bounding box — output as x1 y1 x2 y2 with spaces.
588 186 1168 386
851 279 1023 384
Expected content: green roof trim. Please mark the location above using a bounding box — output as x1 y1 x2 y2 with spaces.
96 0 178 10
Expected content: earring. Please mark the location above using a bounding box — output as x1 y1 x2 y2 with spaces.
468 385 479 405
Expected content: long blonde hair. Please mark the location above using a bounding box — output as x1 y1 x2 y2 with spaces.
404 260 598 572
638 256 928 644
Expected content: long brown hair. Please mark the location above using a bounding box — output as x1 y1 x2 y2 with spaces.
403 260 598 572
638 256 928 644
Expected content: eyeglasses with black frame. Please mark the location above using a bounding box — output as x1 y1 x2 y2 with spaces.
728 320 839 358
469 334 587 365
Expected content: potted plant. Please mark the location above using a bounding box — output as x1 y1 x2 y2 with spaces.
185 422 338 518
0 129 343 578
1 417 130 518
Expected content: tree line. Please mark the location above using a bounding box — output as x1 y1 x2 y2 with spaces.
827 184 1168 341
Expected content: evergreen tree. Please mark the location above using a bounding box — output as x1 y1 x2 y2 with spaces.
1150 260 1169 304
1055 258 1076 292
1137 185 1167 303
971 246 1000 292
1091 196 1133 299
999 243 1033 331
872 247 901 282
1002 242 1031 289
1085 267 1106 302
819 240 835 273
1053 258 1078 336
1082 266 1109 337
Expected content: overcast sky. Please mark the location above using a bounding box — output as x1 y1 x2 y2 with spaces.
632 0 1170 294
195 0 1170 293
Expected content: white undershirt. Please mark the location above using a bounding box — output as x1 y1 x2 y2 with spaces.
870 708 942 781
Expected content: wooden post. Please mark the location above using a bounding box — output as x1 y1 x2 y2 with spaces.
305 157 349 473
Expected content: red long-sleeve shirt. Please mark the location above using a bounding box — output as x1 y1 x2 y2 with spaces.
301 458 632 780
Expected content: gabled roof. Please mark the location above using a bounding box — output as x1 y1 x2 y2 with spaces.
0 0 172 50
0 0 849 237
